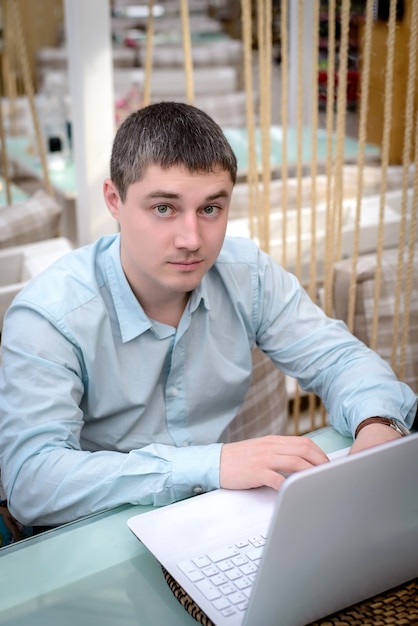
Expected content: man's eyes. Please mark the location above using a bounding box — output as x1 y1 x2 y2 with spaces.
153 204 221 217
154 204 173 216
201 205 219 216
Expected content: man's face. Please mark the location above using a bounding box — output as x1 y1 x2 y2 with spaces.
104 164 233 313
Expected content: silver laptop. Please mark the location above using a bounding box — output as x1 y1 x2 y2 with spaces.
128 434 418 626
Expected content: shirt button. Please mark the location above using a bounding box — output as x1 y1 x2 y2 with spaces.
169 387 178 397
193 486 204 495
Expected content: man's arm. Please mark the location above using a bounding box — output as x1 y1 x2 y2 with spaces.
254 254 417 446
0 308 222 526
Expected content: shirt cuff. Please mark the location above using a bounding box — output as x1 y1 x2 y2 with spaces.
171 443 222 501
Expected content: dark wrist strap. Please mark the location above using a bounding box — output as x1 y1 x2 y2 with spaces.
355 417 409 438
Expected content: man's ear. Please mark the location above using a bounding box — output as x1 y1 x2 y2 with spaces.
103 178 121 221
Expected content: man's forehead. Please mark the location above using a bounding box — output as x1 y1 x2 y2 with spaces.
135 164 234 195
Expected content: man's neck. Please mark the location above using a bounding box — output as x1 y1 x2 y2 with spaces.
143 293 190 328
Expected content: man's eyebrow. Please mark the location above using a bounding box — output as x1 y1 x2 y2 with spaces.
206 190 231 202
146 191 180 200
146 189 231 201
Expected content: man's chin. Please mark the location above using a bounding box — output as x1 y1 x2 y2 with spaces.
169 272 205 294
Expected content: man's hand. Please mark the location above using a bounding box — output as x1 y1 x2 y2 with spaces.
219 435 330 491
349 423 402 455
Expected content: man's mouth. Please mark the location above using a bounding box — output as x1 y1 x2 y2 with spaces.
169 259 203 270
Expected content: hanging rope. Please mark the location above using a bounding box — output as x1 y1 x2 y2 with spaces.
347 0 374 332
179 0 194 104
322 0 337 316
294 0 304 281
370 0 397 351
257 0 272 254
333 0 350 265
328 0 350 297
308 0 320 431
280 0 289 269
6 0 52 196
289 0 309 433
308 0 320 300
0 103 12 206
240 0 259 241
390 0 418 377
0 0 12 205
399 110 418 380
0 0 12 206
2 0 18 100
142 0 155 107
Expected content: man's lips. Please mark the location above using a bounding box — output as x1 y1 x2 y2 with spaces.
168 259 203 270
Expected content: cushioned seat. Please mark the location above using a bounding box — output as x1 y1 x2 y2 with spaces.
0 190 62 249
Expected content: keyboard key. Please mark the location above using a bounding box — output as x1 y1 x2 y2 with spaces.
249 535 266 548
213 597 231 611
177 561 205 582
235 576 252 590
207 546 239 563
217 559 234 572
193 555 211 568
240 562 258 576
229 591 247 605
195 579 222 601
221 606 237 617
245 547 264 562
219 582 238 596
231 555 249 567
226 568 242 581
202 565 219 577
211 573 228 586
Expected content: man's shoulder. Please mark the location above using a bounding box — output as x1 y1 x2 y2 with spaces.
11 235 118 316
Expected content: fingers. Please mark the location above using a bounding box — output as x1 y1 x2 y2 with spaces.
219 435 330 492
269 435 330 467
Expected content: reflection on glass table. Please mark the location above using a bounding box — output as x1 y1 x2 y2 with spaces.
0 426 352 626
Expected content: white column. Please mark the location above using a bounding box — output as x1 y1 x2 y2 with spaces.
64 0 117 246
288 0 315 127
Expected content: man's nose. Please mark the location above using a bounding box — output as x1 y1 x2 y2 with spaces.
174 213 201 250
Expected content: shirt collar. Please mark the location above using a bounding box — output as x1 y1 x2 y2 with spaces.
189 279 210 314
105 236 211 342
105 236 152 342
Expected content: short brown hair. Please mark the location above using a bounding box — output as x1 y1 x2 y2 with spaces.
110 101 238 201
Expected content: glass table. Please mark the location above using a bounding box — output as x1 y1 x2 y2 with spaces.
0 427 351 625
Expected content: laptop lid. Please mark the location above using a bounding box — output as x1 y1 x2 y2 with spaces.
127 434 418 626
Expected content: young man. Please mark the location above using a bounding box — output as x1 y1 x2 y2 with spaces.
0 102 415 527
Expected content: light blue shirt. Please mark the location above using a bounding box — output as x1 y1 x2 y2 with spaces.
0 235 416 525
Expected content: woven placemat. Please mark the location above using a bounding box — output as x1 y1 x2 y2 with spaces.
162 568 418 626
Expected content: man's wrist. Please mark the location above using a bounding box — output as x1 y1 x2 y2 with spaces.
354 417 410 439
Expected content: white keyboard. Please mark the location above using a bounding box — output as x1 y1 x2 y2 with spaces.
177 533 267 618
174 449 350 619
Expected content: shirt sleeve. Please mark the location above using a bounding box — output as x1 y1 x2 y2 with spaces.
0 305 222 527
254 251 417 437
